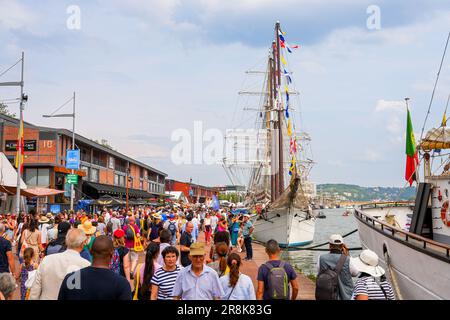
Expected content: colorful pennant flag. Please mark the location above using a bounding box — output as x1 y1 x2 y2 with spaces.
15 117 24 174
290 137 297 154
284 69 292 84
281 55 287 66
287 118 292 137
442 111 447 127
288 156 296 176
278 32 285 43
405 108 419 186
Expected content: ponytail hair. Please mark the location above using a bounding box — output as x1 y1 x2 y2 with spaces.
215 242 228 274
23 247 35 268
227 253 241 288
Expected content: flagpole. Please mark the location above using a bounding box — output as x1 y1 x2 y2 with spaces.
15 52 24 215
405 97 420 184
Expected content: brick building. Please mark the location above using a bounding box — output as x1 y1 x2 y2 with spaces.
165 179 218 204
0 114 167 209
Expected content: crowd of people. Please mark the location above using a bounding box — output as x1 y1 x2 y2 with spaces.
0 205 395 301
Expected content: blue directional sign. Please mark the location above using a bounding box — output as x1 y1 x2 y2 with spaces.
66 149 80 170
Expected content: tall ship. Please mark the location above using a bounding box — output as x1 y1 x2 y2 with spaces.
223 22 316 247
354 41 450 298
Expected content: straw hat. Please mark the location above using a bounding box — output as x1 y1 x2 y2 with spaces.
38 215 50 223
77 220 96 235
351 249 385 277
152 213 161 220
189 242 205 256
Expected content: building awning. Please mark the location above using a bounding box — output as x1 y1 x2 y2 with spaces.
83 181 158 199
0 186 65 198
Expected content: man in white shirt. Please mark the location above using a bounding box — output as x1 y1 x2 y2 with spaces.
29 228 91 300
110 212 121 232
38 215 52 246
210 212 219 234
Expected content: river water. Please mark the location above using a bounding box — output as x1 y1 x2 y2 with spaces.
281 208 362 276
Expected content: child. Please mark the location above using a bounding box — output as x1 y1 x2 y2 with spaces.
17 247 38 300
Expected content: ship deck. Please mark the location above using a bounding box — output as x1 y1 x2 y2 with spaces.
355 204 450 262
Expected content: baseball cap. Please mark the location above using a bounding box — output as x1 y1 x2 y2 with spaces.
58 222 71 235
114 229 125 238
329 234 344 245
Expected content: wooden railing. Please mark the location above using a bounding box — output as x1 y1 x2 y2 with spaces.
354 205 450 259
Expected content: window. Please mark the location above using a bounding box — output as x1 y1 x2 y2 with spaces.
92 150 107 167
115 160 126 173
25 168 50 187
25 168 37 186
80 147 91 162
139 181 144 190
109 156 115 170
81 165 90 180
91 168 99 182
114 174 126 187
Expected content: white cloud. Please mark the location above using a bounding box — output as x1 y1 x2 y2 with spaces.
0 0 38 32
327 159 344 167
361 149 382 162
375 99 405 112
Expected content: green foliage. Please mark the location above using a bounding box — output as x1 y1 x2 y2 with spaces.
0 103 16 118
94 138 115 150
218 192 242 203
317 184 416 201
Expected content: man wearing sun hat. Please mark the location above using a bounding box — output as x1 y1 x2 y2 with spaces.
351 249 395 300
172 242 224 300
38 214 52 248
315 234 359 300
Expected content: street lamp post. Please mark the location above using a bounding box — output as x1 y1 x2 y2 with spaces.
43 91 76 212
0 52 26 215
126 166 131 212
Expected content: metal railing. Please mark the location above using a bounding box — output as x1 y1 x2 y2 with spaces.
354 205 450 259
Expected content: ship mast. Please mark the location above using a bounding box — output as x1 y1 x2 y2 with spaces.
275 21 284 199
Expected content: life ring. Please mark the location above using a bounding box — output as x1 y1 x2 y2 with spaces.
440 200 450 227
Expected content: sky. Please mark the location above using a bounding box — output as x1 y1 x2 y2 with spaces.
1 0 450 188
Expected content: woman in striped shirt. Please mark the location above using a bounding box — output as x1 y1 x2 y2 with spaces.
351 249 395 300
150 246 182 300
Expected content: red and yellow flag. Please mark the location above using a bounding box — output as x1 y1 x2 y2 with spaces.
15 118 24 174
405 108 418 186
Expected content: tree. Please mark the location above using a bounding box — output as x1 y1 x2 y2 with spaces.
0 103 16 118
94 138 115 150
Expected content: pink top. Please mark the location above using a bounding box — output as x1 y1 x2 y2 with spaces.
123 224 140 249
137 261 161 285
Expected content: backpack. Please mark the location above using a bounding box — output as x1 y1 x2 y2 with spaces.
265 261 289 300
109 248 122 274
45 243 66 256
168 221 177 237
125 225 135 240
315 254 347 300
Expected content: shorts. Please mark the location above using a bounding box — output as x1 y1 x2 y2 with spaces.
130 250 138 263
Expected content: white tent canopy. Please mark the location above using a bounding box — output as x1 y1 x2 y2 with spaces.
0 152 27 190
166 191 189 203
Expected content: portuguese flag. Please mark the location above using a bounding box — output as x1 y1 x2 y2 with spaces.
405 108 419 186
